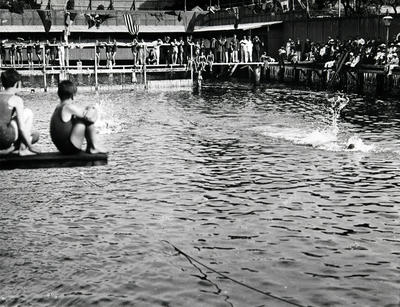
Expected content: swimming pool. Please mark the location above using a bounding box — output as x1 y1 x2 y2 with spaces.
1 84 399 306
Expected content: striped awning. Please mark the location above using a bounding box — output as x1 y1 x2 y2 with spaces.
193 21 283 32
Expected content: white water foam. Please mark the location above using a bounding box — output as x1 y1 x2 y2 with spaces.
94 101 125 135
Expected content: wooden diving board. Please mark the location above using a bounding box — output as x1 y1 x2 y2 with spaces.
0 152 108 170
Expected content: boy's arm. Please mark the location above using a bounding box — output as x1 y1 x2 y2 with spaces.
66 104 98 123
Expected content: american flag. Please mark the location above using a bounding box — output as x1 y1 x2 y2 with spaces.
123 14 140 36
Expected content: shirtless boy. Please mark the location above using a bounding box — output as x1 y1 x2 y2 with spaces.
0 69 39 155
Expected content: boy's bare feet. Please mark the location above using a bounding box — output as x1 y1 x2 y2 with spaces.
0 145 16 155
86 147 107 154
18 148 37 156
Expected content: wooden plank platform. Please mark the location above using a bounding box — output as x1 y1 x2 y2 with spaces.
0 152 108 170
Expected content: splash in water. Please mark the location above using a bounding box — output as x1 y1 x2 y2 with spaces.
328 95 349 133
94 98 125 135
253 94 374 152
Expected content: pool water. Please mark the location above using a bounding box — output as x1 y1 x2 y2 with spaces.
1 83 399 307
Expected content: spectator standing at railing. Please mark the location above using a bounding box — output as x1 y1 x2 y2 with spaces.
58 42 66 68
386 52 399 75
194 40 201 63
185 36 193 65
198 51 207 71
105 41 112 68
112 39 117 67
217 36 223 63
207 50 214 72
375 44 386 65
240 36 248 63
16 42 22 67
303 38 311 61
231 34 238 63
26 40 33 67
172 38 179 64
295 39 302 62
138 38 145 65
0 41 6 67
278 46 286 64
286 38 292 57
95 40 103 66
164 36 171 66
210 37 217 62
34 41 42 65
223 36 229 63
253 36 262 62
50 39 57 66
155 38 163 65
247 36 253 62
9 44 16 67
178 37 184 65
45 41 51 66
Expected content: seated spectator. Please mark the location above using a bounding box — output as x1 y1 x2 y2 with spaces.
146 49 157 65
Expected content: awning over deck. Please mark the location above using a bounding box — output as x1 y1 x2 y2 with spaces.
193 21 282 33
0 24 186 33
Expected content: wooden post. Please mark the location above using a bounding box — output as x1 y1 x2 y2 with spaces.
42 45 47 92
356 71 364 94
94 44 98 91
254 65 261 85
190 44 193 83
143 44 147 88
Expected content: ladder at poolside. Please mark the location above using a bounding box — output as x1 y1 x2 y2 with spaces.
328 51 350 86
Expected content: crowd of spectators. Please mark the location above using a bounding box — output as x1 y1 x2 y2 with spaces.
3 35 399 75
278 36 400 75
0 34 268 70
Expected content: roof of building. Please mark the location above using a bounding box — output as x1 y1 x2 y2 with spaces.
193 21 283 32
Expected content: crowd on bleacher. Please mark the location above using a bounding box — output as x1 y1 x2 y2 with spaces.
278 36 400 75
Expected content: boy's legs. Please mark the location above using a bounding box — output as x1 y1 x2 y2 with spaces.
11 108 39 154
70 111 103 154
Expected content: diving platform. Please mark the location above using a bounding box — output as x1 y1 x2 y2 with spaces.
0 152 108 170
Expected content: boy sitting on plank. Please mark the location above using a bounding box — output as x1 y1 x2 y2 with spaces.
50 80 105 154
0 68 39 155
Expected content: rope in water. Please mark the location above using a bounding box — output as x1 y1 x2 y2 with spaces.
162 240 307 307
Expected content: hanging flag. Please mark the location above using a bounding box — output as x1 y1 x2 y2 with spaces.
123 14 139 36
232 7 239 29
37 0 52 33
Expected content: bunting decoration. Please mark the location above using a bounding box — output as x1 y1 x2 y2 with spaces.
8 0 24 14
123 14 139 36
165 11 182 22
130 0 135 11
84 4 112 29
37 0 52 33
150 12 164 23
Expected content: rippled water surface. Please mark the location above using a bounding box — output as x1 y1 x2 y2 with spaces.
1 83 400 307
